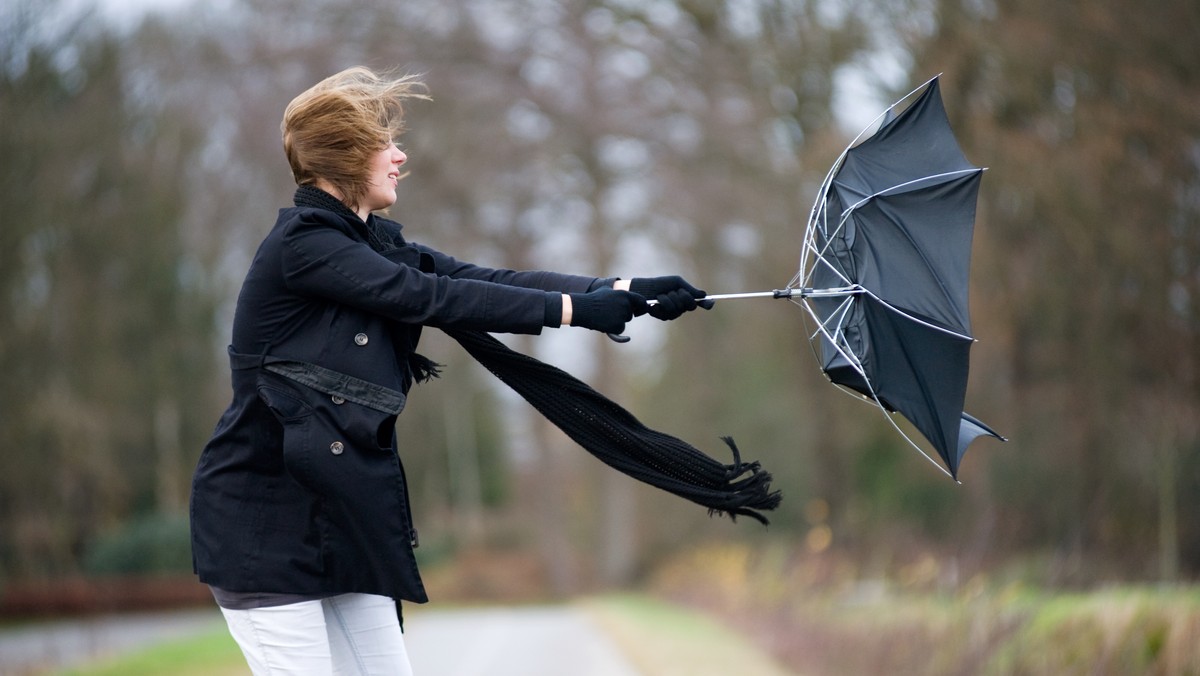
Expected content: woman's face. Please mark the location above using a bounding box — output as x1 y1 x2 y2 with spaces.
361 141 407 215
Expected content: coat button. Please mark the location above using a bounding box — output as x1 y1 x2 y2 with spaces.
331 395 346 405
330 441 345 455
354 333 369 346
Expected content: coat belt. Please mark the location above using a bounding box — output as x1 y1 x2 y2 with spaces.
228 347 405 415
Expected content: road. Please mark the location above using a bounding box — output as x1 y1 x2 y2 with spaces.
0 604 643 675
406 605 641 675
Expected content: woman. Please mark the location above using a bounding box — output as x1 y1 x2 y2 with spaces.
189 66 709 674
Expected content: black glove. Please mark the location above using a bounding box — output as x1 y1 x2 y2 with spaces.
629 275 714 320
570 288 649 334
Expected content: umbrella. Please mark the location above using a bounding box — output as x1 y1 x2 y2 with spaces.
667 75 1004 480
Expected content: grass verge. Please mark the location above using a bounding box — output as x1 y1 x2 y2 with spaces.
648 542 1200 675
57 626 245 676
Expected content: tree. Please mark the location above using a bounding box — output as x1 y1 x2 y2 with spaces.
0 1 219 577
910 0 1200 578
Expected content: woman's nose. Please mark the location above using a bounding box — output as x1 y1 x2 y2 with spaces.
393 147 407 166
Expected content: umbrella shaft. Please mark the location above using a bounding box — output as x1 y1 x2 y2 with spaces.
704 290 793 301
644 287 863 305
645 290 789 306
683 287 863 303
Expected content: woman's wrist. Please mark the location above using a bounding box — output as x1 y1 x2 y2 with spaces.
613 279 631 291
561 293 573 326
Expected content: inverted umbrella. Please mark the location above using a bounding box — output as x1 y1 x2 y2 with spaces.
664 75 1004 480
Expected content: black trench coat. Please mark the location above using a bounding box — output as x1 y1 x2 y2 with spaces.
190 199 600 603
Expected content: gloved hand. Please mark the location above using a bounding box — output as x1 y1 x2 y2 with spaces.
629 275 714 320
569 288 649 334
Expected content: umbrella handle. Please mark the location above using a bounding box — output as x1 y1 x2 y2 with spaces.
606 289 800 342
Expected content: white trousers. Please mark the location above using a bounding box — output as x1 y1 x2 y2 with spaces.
219 593 413 675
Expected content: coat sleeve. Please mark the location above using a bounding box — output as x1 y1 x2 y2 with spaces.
412 243 609 294
279 210 549 334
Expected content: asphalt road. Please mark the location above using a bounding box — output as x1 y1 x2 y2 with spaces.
406 605 642 675
0 604 643 675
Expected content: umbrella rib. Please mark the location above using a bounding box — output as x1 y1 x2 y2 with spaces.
799 298 864 375
809 245 854 288
798 204 827 285
801 149 850 282
799 203 854 290
857 288 974 341
878 408 957 480
807 293 856 342
838 168 982 220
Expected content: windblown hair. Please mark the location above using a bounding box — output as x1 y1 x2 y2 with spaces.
282 66 429 211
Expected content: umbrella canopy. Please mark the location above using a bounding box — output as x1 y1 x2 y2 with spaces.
798 76 1004 479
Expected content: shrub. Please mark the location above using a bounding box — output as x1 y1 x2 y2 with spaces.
84 512 193 576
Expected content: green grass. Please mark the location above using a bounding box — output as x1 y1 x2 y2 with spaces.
980 586 1200 676
57 626 246 676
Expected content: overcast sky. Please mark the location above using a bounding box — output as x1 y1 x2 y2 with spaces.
74 0 899 134
74 0 199 30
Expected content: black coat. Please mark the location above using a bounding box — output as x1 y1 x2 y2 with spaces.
190 198 599 602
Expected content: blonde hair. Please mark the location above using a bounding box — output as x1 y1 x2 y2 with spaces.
282 66 429 210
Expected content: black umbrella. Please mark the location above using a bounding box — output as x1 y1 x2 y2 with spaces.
659 76 1004 480
798 75 1005 479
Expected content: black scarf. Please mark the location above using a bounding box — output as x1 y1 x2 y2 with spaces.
294 186 781 524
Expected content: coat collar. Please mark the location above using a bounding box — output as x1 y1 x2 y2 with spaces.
293 185 406 252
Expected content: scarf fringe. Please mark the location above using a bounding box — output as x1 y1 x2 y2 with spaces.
408 354 443 384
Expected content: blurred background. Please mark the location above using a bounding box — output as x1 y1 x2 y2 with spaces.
1 0 1198 672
